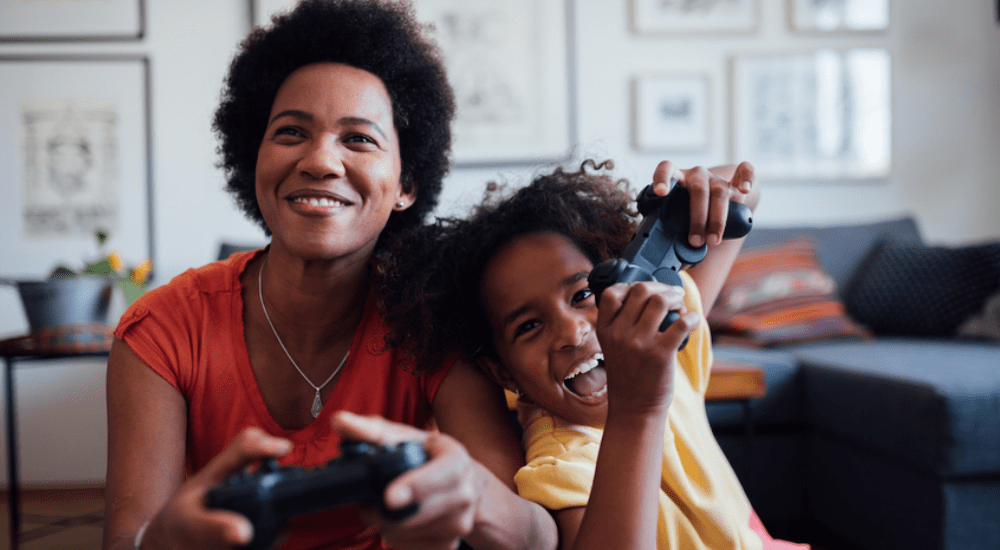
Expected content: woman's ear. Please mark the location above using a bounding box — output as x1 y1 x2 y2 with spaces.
395 174 418 210
476 356 519 395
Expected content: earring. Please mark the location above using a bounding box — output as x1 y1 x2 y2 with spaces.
396 201 406 208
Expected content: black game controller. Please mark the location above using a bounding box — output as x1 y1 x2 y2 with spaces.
206 440 428 550
587 181 753 349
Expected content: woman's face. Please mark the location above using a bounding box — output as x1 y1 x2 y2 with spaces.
255 62 413 261
480 232 608 427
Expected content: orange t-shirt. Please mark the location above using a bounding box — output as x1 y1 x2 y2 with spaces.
115 249 453 550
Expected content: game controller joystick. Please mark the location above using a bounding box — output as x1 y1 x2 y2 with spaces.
206 440 428 550
587 180 753 349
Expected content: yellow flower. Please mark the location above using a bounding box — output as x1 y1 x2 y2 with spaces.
131 259 153 285
108 252 124 274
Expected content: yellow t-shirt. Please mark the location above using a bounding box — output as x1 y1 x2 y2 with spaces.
512 272 763 550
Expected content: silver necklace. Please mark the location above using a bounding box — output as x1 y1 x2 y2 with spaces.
258 254 349 418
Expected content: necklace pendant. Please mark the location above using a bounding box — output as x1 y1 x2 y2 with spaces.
311 391 323 418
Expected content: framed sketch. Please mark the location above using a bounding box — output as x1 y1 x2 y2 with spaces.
789 0 889 32
0 56 153 280
631 0 760 34
633 74 711 152
731 49 891 181
0 0 144 42
251 0 299 27
412 0 573 166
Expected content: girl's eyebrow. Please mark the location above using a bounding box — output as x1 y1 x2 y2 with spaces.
499 270 591 330
267 110 388 139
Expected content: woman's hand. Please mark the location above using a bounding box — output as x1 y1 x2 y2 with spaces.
332 411 483 550
650 161 756 248
595 281 698 419
138 428 292 550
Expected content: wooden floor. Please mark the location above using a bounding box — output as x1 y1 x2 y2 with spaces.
0 487 104 550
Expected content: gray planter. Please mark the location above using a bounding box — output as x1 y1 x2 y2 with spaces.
15 276 114 332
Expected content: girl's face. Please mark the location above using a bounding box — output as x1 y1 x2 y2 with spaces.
255 62 414 262
480 232 608 427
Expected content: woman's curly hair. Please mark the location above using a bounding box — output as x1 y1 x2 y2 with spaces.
380 160 639 373
213 0 454 251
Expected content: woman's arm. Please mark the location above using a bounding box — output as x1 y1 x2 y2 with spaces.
104 338 290 550
333 360 558 550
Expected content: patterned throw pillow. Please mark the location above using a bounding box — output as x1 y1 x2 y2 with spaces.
843 240 1000 337
709 238 869 347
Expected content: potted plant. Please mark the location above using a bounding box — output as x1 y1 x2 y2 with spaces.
6 230 152 350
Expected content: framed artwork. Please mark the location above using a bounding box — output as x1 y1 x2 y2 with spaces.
412 0 574 166
632 74 711 152
0 0 144 42
731 49 892 181
789 0 889 32
251 0 299 27
0 56 153 280
631 0 760 34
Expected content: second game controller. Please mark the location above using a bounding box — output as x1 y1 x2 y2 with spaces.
588 180 752 348
206 440 428 550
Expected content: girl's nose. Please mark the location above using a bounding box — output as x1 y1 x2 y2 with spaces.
299 137 345 179
554 310 590 350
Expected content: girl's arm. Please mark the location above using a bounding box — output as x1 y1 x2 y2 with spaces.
651 161 760 315
333 360 559 550
556 283 697 550
104 338 289 550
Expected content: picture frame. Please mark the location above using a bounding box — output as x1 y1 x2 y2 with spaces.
412 0 574 166
250 0 299 27
789 0 889 33
731 49 892 181
0 56 154 280
0 0 145 42
632 74 711 152
631 0 760 34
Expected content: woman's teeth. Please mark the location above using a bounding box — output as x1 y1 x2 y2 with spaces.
293 197 346 207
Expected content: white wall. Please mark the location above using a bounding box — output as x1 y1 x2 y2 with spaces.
0 0 997 485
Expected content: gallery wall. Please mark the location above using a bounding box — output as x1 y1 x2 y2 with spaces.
0 0 997 485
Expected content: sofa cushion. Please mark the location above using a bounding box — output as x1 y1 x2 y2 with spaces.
743 217 923 294
709 238 869 347
786 338 1000 476
844 240 1000 337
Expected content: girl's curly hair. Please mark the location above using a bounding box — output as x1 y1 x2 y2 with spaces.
213 0 454 252
380 160 639 373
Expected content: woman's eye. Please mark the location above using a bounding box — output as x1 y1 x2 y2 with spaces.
345 133 376 145
571 288 594 306
273 126 304 139
514 319 540 339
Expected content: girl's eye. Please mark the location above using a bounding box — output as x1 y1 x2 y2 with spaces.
571 288 594 306
513 319 541 339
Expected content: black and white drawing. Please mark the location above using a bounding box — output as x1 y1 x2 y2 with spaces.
21 99 120 239
732 49 891 181
633 75 711 151
0 0 144 41
413 0 572 165
631 0 760 34
790 0 889 32
0 56 152 280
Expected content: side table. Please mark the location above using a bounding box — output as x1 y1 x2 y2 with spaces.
0 334 110 550
705 361 766 486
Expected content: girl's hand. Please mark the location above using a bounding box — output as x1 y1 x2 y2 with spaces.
650 161 755 248
139 427 293 550
594 281 699 419
332 411 482 550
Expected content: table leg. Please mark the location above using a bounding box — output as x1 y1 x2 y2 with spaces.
5 357 19 550
742 400 754 494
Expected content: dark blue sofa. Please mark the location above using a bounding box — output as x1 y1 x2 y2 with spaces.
707 218 1000 550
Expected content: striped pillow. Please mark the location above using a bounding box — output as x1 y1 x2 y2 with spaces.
708 238 869 347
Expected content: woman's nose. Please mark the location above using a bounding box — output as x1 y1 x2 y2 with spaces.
299 137 345 179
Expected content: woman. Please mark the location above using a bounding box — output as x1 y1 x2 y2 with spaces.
103 1 556 549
